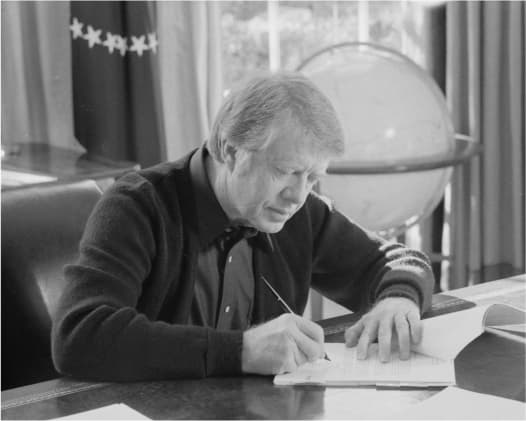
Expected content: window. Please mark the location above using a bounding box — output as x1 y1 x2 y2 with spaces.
221 1 426 91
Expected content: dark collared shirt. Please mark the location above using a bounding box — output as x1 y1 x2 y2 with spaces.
188 146 261 330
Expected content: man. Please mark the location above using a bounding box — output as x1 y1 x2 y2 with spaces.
52 72 433 381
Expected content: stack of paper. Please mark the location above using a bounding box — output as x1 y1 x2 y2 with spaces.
275 303 525 387
275 343 455 387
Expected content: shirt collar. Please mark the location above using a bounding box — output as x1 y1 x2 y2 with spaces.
190 145 231 247
190 144 275 253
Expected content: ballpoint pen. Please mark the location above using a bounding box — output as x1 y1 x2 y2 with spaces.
261 275 331 361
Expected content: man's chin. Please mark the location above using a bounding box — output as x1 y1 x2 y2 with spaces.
256 220 286 234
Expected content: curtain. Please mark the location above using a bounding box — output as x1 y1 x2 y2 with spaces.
156 1 223 160
1 1 80 152
446 1 525 288
414 3 448 292
3 1 222 167
71 1 165 168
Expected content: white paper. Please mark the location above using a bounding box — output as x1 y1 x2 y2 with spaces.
484 303 526 326
414 303 526 360
274 343 455 386
389 387 526 420
413 305 489 360
55 403 149 420
1 169 57 186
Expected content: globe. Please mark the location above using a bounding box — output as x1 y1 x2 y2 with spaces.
298 43 455 237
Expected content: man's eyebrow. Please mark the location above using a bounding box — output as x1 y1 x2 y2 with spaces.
271 159 327 174
272 161 300 170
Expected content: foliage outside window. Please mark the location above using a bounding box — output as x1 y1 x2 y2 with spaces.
221 1 425 91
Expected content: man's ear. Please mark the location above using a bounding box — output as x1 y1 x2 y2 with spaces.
220 139 238 172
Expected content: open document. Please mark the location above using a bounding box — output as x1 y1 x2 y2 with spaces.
275 303 525 387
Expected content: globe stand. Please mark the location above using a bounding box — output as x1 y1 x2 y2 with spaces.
327 134 479 175
325 134 481 239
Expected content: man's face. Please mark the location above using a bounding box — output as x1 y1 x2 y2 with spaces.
225 121 330 233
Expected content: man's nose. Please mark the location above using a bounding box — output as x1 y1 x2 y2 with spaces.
282 174 310 204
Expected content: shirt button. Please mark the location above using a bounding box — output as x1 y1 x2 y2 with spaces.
228 255 233 263
225 306 230 313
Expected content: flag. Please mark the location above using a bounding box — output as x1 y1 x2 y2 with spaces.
70 1 164 167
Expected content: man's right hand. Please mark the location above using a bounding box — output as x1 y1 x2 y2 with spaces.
241 313 326 375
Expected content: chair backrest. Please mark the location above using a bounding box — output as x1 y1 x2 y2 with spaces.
1 180 102 390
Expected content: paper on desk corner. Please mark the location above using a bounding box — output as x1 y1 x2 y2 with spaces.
389 387 526 420
54 403 149 420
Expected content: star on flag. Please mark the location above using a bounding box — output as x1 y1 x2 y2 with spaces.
115 36 128 56
102 32 118 54
70 17 158 57
148 33 159 53
69 17 84 39
129 35 148 57
84 25 102 48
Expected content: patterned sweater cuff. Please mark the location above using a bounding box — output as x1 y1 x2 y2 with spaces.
206 329 243 376
376 283 422 312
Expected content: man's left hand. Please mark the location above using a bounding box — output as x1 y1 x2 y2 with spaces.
344 297 422 362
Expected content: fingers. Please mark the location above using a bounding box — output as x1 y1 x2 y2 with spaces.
406 309 423 344
394 313 411 360
279 340 299 374
346 298 422 363
294 315 325 344
288 318 324 362
345 320 364 347
242 315 317 375
290 338 308 367
378 315 393 362
357 318 379 360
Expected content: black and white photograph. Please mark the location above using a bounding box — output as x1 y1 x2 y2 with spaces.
1 1 525 419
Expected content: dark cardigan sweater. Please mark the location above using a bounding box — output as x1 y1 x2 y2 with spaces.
51 149 434 382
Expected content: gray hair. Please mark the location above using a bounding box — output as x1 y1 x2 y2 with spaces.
207 72 345 161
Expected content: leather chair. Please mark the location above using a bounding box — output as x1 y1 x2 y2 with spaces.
1 180 102 390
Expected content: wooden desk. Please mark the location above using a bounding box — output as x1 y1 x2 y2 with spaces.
2 275 524 420
1 143 139 190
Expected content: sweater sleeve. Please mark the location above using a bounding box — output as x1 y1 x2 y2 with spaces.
51 175 243 382
308 193 434 315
